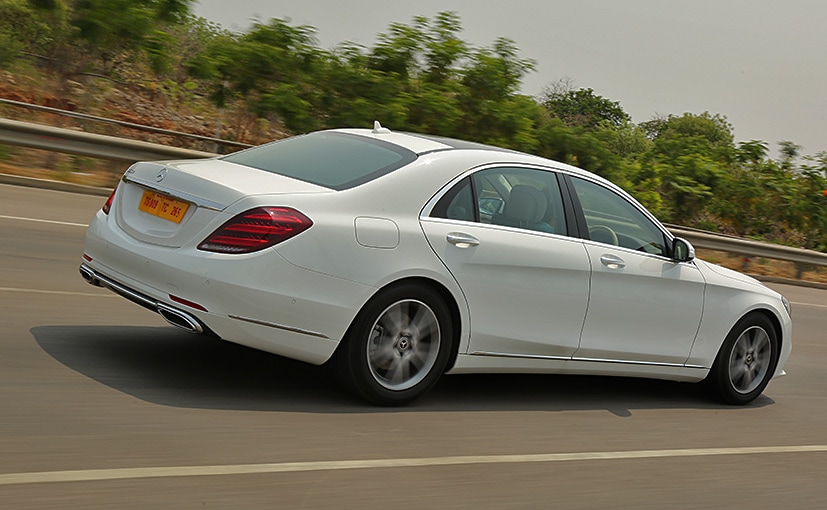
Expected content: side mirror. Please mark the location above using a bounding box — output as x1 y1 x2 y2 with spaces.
478 197 505 216
672 237 695 262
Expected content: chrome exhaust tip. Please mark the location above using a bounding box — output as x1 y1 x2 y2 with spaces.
79 264 99 286
156 303 204 334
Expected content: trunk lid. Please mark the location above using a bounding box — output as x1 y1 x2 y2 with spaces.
115 159 328 248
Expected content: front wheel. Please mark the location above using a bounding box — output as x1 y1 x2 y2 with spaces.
706 314 779 405
332 283 453 405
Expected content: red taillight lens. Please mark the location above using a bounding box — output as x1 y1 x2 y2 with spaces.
102 185 117 215
198 207 313 254
169 294 208 312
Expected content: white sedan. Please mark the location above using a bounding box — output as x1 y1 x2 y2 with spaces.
80 123 792 405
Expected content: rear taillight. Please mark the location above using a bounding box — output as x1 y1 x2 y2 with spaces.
198 207 313 254
102 185 117 215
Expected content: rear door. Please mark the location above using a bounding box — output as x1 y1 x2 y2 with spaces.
421 166 590 359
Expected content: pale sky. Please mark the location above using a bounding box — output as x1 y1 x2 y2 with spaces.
193 0 827 158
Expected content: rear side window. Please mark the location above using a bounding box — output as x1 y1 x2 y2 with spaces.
221 132 417 190
431 167 568 236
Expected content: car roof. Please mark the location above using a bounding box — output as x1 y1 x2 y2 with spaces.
331 127 522 156
328 125 618 196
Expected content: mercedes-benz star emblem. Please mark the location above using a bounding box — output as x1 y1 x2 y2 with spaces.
155 168 168 182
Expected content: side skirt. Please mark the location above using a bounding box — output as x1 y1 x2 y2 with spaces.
447 352 709 382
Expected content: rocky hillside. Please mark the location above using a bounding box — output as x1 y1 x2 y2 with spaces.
0 68 287 187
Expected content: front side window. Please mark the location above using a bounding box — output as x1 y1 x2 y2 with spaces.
570 176 668 256
431 167 567 236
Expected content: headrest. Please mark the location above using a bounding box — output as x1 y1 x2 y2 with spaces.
504 185 547 224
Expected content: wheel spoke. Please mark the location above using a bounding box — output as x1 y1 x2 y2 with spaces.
730 363 748 391
754 330 769 352
742 367 755 388
369 340 396 368
409 304 432 334
408 348 427 371
733 336 748 358
388 357 410 385
382 304 405 335
729 353 743 374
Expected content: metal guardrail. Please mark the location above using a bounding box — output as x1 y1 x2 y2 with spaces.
1 116 826 271
0 97 252 151
0 117 217 162
669 226 827 269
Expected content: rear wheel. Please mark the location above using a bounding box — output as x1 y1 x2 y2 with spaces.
333 283 453 405
706 314 779 405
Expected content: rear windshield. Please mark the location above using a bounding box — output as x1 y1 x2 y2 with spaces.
221 131 417 190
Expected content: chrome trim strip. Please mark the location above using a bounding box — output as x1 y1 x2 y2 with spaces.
572 356 707 370
81 263 156 310
470 351 707 370
123 174 227 211
228 314 330 339
470 351 570 361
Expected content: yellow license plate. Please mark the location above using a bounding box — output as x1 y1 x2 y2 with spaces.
138 190 190 223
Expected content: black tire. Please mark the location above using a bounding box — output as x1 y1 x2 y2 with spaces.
332 283 453 405
706 313 779 405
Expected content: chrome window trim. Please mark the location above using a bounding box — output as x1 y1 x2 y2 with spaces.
419 162 691 264
421 162 672 240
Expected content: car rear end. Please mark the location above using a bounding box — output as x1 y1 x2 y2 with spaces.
83 156 371 362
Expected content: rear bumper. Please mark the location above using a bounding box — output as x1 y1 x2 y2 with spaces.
81 210 369 364
80 263 215 336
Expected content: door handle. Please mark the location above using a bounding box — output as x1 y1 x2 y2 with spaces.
447 232 480 248
600 254 626 269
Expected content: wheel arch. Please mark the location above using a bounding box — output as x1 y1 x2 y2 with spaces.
705 306 783 405
336 276 463 373
748 307 784 353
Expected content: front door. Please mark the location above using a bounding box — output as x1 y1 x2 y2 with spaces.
568 176 705 364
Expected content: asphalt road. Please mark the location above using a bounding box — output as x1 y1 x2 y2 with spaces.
1 183 826 509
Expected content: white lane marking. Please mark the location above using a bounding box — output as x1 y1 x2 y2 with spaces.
0 214 88 228
0 287 113 298
1 445 826 486
791 301 827 309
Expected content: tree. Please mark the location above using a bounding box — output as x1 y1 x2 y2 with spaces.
422 11 467 85
71 0 195 73
539 84 630 129
735 140 769 165
778 140 801 171
639 112 736 223
187 17 324 132
0 0 70 66
594 120 653 159
455 37 537 147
